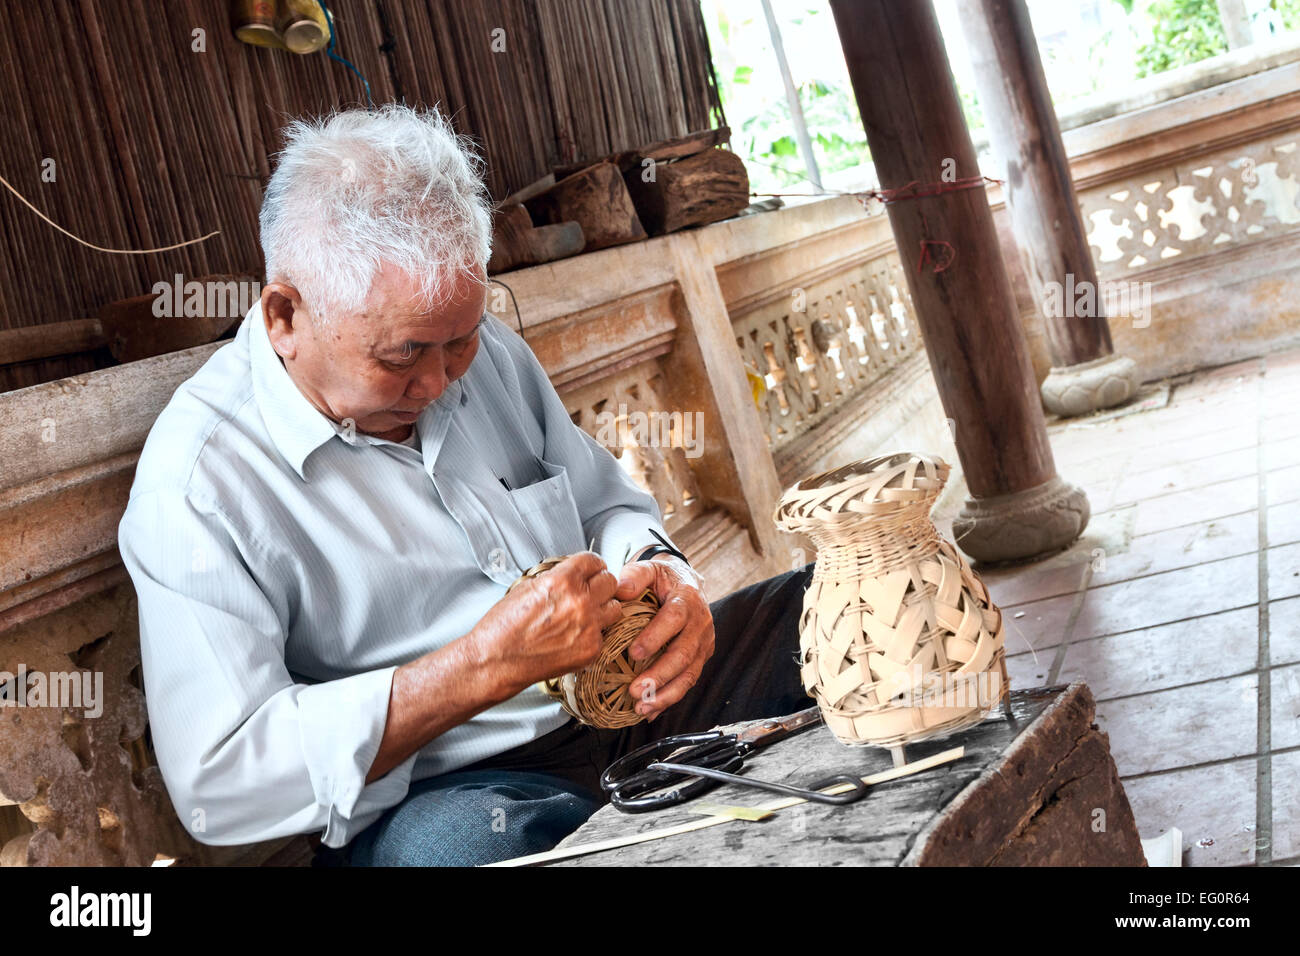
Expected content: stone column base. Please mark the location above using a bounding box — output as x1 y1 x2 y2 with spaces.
1040 353 1140 417
952 475 1089 564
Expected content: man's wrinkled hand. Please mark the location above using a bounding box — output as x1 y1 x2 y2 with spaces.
615 555 713 722
472 551 622 701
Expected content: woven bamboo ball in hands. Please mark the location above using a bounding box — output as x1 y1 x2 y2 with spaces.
774 452 1009 750
507 556 663 729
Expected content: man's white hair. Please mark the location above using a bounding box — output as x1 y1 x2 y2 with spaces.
259 104 493 325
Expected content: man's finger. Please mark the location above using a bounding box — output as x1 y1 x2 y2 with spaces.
560 551 608 581
615 561 655 600
599 597 622 628
588 569 619 604
628 590 691 662
630 617 704 701
638 652 707 718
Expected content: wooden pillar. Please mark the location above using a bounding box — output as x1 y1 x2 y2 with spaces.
828 0 1087 563
962 0 1141 418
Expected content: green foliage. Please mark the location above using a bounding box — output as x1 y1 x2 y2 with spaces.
767 134 797 158
959 84 984 134
732 74 871 188
1273 0 1300 29
1133 0 1228 77
704 1 880 191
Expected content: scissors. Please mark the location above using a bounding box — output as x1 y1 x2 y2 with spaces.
600 705 870 813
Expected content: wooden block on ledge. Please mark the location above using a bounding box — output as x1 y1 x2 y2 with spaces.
624 147 751 236
525 162 646 252
553 126 732 181
487 203 585 274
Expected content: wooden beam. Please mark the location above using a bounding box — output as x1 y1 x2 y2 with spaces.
0 320 105 366
961 0 1139 417
666 230 788 571
828 0 1088 562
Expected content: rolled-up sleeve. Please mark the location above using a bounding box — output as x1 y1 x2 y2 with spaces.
494 318 681 574
118 488 418 848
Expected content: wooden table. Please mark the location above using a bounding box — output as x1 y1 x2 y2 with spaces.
547 681 1146 866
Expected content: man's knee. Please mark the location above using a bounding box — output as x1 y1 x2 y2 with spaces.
345 770 599 867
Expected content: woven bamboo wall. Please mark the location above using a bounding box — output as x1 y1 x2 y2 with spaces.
0 0 722 392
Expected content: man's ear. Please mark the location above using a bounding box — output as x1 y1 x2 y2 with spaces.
262 282 303 360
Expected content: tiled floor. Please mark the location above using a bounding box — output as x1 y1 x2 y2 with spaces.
935 349 1300 867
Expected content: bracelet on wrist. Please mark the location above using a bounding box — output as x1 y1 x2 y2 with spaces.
637 529 690 567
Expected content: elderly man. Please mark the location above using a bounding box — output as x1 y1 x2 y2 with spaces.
119 105 812 866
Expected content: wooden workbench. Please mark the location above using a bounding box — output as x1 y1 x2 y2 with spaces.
548 682 1146 866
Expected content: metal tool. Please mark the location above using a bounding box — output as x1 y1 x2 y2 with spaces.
601 706 869 812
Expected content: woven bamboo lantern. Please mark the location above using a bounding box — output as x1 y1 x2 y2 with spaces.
507 556 663 729
774 452 1009 760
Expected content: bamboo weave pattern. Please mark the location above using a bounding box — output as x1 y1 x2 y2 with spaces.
775 452 1009 747
508 556 662 729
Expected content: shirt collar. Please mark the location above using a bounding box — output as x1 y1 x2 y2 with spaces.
249 302 340 480
248 301 469 480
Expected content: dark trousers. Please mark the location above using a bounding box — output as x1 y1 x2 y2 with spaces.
332 563 814 865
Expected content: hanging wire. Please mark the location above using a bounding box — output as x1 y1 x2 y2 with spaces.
489 277 526 341
315 0 373 105
0 172 218 254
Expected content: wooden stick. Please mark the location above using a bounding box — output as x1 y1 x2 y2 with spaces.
0 319 105 366
484 745 965 867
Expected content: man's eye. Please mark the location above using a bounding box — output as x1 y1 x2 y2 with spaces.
450 320 485 353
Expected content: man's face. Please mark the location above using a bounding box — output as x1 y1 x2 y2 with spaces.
263 263 488 441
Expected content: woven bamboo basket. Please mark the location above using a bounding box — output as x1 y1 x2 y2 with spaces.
507 556 662 729
774 452 1009 753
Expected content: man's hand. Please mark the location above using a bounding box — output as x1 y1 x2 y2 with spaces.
470 551 623 700
616 555 714 721
367 552 619 783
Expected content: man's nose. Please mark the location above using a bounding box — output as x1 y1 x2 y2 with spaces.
406 351 448 401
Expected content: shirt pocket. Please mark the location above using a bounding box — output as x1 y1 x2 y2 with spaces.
504 456 587 563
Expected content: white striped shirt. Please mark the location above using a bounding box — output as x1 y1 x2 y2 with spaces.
118 304 670 848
